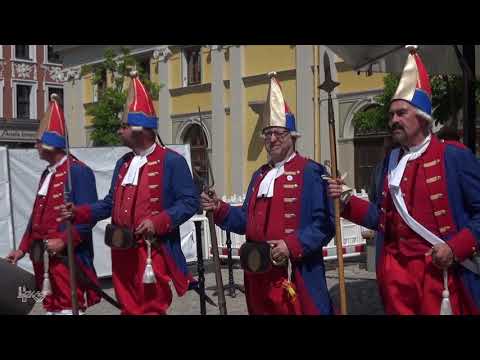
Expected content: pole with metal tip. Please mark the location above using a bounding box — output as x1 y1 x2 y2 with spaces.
197 106 227 315
54 93 79 315
319 52 348 315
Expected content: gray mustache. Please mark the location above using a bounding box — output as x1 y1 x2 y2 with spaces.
390 124 404 132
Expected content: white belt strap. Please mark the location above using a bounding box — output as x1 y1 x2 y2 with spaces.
387 150 479 275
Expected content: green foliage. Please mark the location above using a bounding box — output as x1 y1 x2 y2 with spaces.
353 72 479 133
430 75 463 126
353 73 400 134
82 47 161 146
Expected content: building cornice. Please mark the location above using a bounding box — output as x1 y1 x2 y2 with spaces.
242 69 296 86
170 83 212 96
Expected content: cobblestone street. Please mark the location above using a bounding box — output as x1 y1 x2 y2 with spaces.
29 256 384 315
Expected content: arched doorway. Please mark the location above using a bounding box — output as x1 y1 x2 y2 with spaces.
182 123 209 187
353 104 388 192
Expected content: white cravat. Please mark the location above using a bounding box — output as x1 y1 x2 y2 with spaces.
388 134 431 188
121 143 156 186
37 155 67 196
257 153 296 198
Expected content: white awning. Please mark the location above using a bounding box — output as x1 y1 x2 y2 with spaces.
327 45 480 76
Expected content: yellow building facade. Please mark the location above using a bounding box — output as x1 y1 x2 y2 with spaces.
56 45 386 197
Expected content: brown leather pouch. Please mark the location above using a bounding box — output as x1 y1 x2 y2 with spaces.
239 241 288 273
104 224 136 249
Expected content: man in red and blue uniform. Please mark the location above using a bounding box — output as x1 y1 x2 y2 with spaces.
202 73 335 315
7 94 100 315
65 72 199 315
328 46 480 315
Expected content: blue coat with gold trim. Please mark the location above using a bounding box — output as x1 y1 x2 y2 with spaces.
214 153 336 314
19 155 100 309
77 145 199 296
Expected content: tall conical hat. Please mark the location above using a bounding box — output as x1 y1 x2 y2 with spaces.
122 70 158 129
392 45 433 122
39 94 66 150
262 72 300 136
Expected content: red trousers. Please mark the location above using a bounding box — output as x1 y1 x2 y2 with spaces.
377 251 478 315
244 267 302 315
111 243 172 315
33 257 92 313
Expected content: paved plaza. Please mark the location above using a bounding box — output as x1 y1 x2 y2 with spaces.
29 256 384 315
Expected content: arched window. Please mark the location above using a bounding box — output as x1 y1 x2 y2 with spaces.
182 123 209 187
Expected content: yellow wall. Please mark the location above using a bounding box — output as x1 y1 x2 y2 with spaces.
171 92 211 115
337 71 385 93
244 101 267 190
244 45 296 77
202 47 211 84
224 86 231 108
150 59 159 84
224 113 232 196
243 78 297 114
244 83 267 185
85 114 94 127
169 49 183 89
82 73 94 104
223 48 230 82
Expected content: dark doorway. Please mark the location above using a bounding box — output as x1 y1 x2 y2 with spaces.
353 136 385 192
353 104 388 192
182 123 209 186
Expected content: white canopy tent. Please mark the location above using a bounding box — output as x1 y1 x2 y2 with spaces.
1 144 207 277
327 45 480 76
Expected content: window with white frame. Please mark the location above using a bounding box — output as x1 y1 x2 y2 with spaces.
13 82 36 119
182 46 202 86
15 45 31 61
17 85 31 118
13 45 35 62
46 86 64 107
46 45 61 64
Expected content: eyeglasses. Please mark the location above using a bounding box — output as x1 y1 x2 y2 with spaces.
263 130 290 140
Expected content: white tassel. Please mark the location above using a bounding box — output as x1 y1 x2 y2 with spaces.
142 238 156 284
41 241 52 296
440 269 453 315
